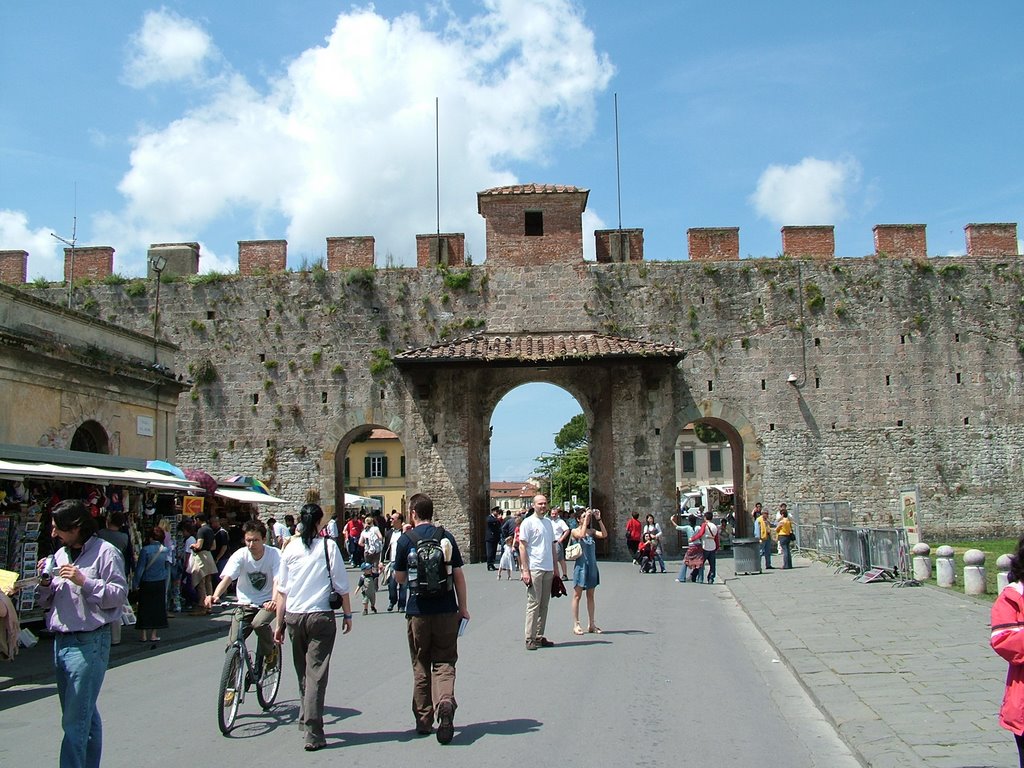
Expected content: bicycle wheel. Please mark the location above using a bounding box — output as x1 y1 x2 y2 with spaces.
217 647 244 735
256 646 282 709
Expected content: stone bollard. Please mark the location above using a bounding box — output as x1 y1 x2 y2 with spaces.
912 542 932 581
963 549 986 596
997 554 1013 593
935 545 956 588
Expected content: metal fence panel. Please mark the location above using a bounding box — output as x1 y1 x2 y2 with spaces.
866 528 900 573
837 526 869 572
819 523 839 557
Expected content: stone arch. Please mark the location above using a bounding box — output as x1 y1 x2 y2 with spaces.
325 421 408 522
70 419 110 454
676 400 760 537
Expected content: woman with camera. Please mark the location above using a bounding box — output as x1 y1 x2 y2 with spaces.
570 508 607 635
274 503 353 751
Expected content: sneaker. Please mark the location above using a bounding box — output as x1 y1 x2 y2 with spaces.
525 640 538 651
436 700 455 745
536 637 554 648
387 604 395 612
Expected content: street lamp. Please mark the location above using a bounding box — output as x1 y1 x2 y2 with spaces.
149 251 168 342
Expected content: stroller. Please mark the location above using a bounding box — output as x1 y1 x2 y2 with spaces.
637 539 657 573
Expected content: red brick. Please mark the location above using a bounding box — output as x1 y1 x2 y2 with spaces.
687 228 739 261
964 223 1018 257
64 246 113 281
873 225 926 259
238 240 286 275
781 226 834 260
595 229 644 262
477 184 588 266
416 233 466 267
327 236 375 270
0 250 27 284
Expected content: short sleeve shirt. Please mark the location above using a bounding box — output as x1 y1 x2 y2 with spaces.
223 546 281 606
394 524 463 616
519 514 555 571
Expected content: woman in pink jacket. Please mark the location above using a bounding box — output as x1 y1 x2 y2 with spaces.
991 536 1024 766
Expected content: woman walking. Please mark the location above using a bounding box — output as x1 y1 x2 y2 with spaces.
776 509 794 569
570 508 607 635
274 503 353 751
991 536 1024 767
132 526 169 645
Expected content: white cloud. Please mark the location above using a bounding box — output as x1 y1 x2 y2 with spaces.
123 9 216 88
103 0 613 271
751 156 861 225
0 210 62 281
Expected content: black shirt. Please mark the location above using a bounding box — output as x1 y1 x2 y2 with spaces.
394 524 463 616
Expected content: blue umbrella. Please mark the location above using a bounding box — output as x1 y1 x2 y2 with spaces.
146 460 187 480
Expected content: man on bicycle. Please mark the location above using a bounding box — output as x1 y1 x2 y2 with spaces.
206 520 281 672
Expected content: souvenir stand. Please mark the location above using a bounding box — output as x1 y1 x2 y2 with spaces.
0 447 201 624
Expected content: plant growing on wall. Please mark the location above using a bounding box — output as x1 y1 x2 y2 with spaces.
805 283 825 312
369 348 393 376
190 358 218 385
440 266 472 291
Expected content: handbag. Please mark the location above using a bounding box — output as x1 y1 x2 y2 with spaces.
322 538 344 610
565 537 583 561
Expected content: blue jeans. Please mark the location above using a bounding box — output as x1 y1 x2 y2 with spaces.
388 574 407 610
654 552 667 572
760 539 773 569
54 625 111 768
704 550 717 583
780 537 793 569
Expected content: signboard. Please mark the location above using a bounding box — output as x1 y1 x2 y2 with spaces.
899 486 920 546
136 415 154 437
856 567 889 584
182 496 204 517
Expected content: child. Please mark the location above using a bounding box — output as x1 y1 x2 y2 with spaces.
637 533 657 573
497 535 516 580
358 562 378 615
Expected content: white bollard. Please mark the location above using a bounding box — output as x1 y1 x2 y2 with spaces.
997 554 1013 593
912 542 932 581
936 545 956 588
963 549 986 596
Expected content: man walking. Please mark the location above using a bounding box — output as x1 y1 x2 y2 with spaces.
485 506 502 570
518 494 558 650
756 506 774 570
36 499 128 768
394 493 469 744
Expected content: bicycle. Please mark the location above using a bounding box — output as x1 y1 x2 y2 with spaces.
217 607 283 734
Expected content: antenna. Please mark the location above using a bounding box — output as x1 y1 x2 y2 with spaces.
435 96 441 241
614 93 622 232
51 184 78 308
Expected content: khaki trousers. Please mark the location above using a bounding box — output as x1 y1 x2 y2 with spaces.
524 569 554 643
285 611 336 740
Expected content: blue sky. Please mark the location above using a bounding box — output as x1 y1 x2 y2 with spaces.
3 1 1022 478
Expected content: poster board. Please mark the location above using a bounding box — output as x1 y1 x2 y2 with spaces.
898 487 920 546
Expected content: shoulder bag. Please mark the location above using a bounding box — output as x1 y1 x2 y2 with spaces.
322 539 344 611
565 535 583 561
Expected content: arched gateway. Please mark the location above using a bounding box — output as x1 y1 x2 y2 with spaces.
392 331 688 561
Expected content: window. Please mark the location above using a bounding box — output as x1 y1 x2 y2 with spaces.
525 210 543 236
681 449 695 474
709 449 723 473
365 454 388 478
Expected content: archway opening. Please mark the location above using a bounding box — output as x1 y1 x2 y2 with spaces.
333 425 406 530
674 417 746 538
70 420 109 454
485 382 589 562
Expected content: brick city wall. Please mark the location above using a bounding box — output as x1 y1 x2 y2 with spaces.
64 246 114 282
326 237 375 271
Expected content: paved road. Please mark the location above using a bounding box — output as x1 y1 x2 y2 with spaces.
1 559 858 767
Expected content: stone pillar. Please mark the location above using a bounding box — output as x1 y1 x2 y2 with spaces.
997 553 1013 593
963 549 986 595
912 542 932 581
935 545 955 588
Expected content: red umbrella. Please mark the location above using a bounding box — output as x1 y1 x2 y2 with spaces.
183 468 218 497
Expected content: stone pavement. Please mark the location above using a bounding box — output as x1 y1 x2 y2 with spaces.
719 556 1014 768
1 556 1016 767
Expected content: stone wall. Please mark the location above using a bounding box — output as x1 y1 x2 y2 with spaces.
38 253 1024 551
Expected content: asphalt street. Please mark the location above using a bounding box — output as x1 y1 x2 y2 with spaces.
0 559 858 767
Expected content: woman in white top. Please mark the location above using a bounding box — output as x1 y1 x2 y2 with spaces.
358 516 384 567
274 504 353 752
642 514 667 573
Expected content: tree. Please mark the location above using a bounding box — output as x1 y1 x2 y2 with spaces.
534 414 590 507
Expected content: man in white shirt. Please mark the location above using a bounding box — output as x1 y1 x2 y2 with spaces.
518 495 559 651
549 507 571 580
206 520 282 670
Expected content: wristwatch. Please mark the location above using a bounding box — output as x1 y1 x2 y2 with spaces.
342 613 353 619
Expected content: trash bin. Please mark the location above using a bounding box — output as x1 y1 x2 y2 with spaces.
732 538 761 575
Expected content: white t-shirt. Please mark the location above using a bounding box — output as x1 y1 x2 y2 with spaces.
550 516 570 544
222 546 281 606
276 537 350 614
325 518 339 539
271 521 289 548
519 514 555 571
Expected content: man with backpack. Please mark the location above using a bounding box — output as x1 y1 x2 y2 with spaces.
393 493 469 745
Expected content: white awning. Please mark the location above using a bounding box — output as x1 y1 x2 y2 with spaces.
711 484 734 495
0 459 203 493
215 488 290 505
344 493 382 510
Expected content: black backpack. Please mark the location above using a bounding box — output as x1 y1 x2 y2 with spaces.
407 526 452 598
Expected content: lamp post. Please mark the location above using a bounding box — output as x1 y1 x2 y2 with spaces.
150 252 168 342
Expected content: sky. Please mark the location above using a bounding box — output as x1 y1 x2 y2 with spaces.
3 1 1023 479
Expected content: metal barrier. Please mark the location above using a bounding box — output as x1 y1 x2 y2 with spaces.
819 523 839 560
793 501 854 527
837 527 869 573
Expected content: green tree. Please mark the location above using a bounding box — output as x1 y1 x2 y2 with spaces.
534 414 590 508
554 413 588 451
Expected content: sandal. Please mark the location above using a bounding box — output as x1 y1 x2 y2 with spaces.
588 625 603 634
573 622 585 635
